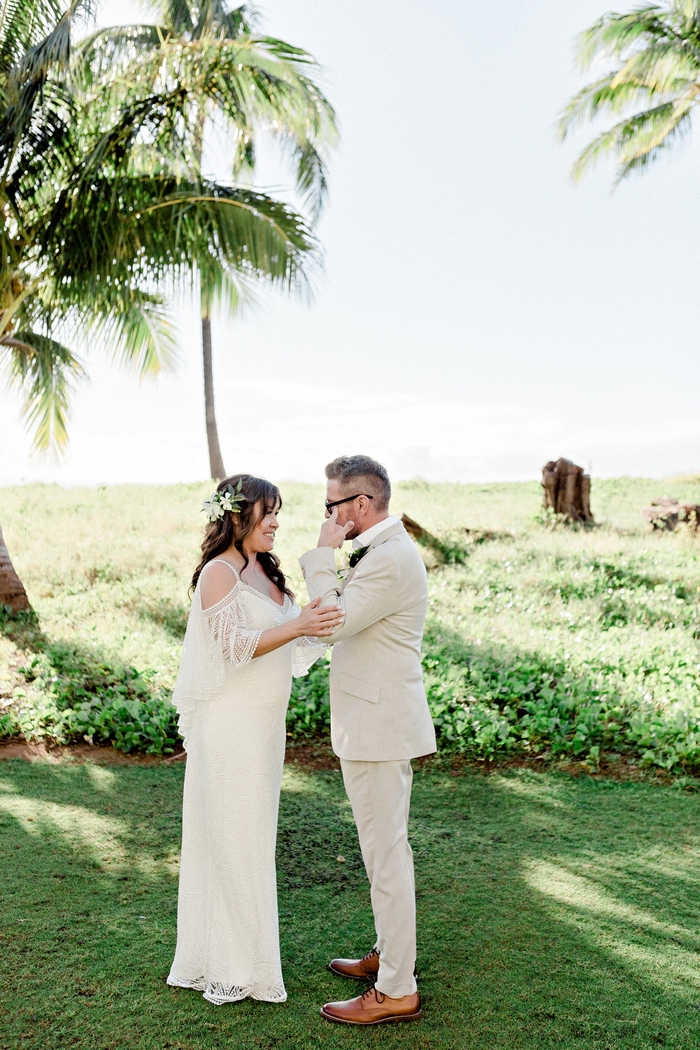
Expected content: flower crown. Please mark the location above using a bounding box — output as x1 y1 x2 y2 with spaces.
202 481 246 523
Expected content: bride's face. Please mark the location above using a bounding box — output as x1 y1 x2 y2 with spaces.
242 500 280 555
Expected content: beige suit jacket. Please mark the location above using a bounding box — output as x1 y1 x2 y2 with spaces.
299 521 437 761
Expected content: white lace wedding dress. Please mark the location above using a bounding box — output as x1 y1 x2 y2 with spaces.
167 559 325 1005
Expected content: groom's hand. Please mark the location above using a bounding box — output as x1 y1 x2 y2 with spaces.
318 508 354 549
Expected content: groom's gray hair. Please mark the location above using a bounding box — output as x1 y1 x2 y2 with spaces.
325 455 391 512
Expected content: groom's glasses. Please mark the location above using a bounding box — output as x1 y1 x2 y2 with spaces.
324 493 374 511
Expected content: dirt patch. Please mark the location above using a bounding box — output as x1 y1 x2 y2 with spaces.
0 737 695 787
0 739 175 765
422 750 684 786
284 740 339 771
0 737 338 770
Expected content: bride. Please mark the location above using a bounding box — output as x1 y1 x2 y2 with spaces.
167 474 342 1005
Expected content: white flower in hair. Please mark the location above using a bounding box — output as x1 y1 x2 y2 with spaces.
202 497 224 521
202 481 246 523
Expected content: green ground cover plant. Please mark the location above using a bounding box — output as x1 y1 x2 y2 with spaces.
3 477 700 771
0 759 699 1049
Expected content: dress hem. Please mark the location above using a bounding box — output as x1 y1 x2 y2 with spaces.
167 975 287 1005
203 991 288 1006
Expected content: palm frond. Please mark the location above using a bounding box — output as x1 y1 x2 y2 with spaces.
199 265 248 318
611 41 700 92
77 29 337 216
1 330 85 452
613 96 695 178
0 0 63 82
576 8 668 71
137 185 319 291
289 137 330 220
558 74 651 139
0 0 96 187
76 24 166 84
152 0 256 37
28 171 318 335
570 98 694 182
678 0 700 29
563 2 700 185
101 296 178 377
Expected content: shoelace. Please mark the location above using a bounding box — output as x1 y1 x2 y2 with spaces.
362 985 385 1005
362 949 379 964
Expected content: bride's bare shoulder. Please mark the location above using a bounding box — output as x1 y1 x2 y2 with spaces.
200 560 240 610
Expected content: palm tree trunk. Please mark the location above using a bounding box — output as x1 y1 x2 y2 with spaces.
194 107 226 483
201 312 226 481
0 523 31 612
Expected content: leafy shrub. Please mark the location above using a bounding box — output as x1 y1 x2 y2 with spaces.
7 641 179 755
272 632 700 774
422 631 700 772
0 709 20 738
287 658 331 738
5 623 700 772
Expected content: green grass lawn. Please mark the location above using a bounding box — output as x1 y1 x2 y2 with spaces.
1 758 699 1049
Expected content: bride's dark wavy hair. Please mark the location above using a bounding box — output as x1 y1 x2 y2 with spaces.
190 474 294 599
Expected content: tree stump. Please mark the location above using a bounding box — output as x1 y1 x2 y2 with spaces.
0 524 31 612
541 458 594 523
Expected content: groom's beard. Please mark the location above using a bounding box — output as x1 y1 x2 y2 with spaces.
342 522 362 542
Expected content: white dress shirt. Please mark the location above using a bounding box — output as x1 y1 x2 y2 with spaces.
352 514 400 550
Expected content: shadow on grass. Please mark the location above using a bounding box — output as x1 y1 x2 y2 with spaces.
0 760 699 1048
135 599 189 641
0 605 46 653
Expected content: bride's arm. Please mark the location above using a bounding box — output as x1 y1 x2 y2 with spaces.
201 563 343 661
253 600 343 657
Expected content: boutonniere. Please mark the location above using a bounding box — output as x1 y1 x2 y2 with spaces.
349 545 370 569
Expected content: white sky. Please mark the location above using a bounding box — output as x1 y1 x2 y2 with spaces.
3 0 700 487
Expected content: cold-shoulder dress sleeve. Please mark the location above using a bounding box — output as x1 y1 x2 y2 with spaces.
171 562 262 749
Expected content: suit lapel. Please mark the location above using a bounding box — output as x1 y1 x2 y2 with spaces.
340 521 405 589
366 521 404 549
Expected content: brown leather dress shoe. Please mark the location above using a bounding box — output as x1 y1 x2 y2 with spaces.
321 985 422 1025
328 948 380 980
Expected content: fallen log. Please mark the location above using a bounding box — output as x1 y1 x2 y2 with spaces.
642 498 700 532
400 514 469 565
401 513 431 542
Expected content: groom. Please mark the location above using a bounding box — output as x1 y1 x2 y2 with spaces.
299 454 436 1025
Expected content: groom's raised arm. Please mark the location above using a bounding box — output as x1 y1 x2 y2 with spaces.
298 546 398 642
298 546 342 606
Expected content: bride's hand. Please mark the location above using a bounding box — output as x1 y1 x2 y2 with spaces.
294 597 344 637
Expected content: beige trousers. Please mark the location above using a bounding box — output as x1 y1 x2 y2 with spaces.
340 758 417 998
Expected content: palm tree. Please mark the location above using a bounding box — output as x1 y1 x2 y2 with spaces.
559 1 700 184
0 0 322 608
1 0 175 453
83 1 337 478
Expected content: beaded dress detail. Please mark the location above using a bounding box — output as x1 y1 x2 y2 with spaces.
167 560 325 1005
